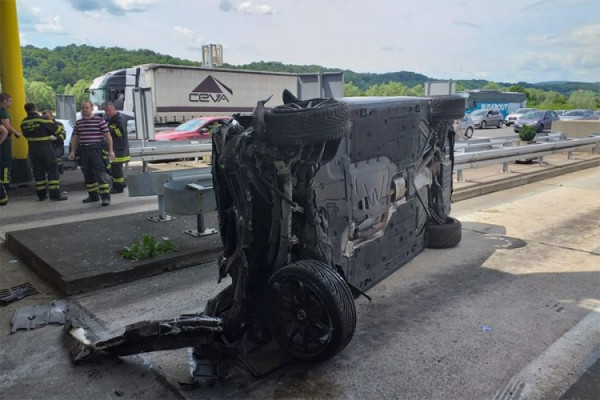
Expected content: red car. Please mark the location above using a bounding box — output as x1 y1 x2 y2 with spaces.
154 116 234 141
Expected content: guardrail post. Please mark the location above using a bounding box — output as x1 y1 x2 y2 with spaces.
456 170 463 182
502 162 509 173
537 156 544 165
594 142 598 155
568 151 573 160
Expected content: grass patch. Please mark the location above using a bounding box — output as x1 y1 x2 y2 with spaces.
121 235 177 261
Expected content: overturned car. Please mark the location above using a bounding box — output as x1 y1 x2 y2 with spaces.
66 92 465 379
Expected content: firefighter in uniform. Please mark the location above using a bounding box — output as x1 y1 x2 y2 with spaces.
42 110 66 174
0 125 8 205
104 102 130 193
20 103 68 201
68 101 114 206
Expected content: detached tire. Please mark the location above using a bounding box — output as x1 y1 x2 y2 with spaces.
425 217 462 249
429 95 466 122
265 98 351 146
264 260 356 362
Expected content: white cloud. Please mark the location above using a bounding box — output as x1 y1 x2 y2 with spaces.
173 26 205 51
219 0 275 15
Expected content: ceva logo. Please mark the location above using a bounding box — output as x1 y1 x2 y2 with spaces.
189 76 233 103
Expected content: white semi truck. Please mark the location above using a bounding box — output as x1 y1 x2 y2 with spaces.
88 64 344 125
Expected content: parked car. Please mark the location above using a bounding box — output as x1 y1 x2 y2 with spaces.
154 116 235 141
559 109 599 120
453 114 475 138
470 109 503 129
514 110 559 133
505 108 537 126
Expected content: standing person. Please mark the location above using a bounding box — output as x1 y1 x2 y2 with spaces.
68 101 114 206
0 93 22 192
104 102 130 194
42 110 67 174
20 103 67 201
0 125 8 206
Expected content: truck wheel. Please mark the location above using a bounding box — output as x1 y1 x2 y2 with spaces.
264 259 356 362
429 95 466 121
265 99 351 146
425 217 462 249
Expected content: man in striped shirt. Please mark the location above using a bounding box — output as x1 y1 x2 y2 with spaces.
68 101 115 206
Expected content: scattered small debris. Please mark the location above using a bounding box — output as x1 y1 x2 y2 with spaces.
481 325 492 332
0 282 39 306
9 259 18 264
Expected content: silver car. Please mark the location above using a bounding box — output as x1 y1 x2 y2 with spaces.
505 108 537 126
470 109 504 129
559 109 599 120
454 114 475 138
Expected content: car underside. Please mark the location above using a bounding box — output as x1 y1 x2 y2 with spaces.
65 91 465 381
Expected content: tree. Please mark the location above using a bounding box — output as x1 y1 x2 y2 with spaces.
344 82 363 97
567 90 598 109
64 79 91 108
24 81 56 111
481 82 506 91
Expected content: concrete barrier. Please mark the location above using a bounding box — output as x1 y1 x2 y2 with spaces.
552 120 600 139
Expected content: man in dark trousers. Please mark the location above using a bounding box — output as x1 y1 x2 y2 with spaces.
42 110 66 174
0 93 22 192
20 102 67 201
0 125 8 205
104 102 130 193
68 101 114 206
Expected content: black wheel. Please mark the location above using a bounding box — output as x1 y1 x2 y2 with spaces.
464 127 474 139
497 120 503 128
264 98 351 146
537 124 544 133
425 217 462 249
429 95 466 122
481 121 487 129
264 260 356 362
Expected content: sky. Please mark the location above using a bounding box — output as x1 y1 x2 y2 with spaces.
15 0 600 84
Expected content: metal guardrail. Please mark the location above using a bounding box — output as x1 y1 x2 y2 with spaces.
129 141 212 162
454 134 600 181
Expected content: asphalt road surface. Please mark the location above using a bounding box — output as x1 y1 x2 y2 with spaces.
1 167 598 399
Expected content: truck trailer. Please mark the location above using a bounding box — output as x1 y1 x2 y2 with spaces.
88 64 344 124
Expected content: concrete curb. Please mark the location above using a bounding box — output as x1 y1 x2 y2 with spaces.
452 158 600 202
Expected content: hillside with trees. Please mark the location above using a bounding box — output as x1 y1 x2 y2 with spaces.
17 44 600 112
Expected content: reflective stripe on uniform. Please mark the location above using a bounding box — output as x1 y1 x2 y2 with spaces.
112 155 131 163
27 136 53 142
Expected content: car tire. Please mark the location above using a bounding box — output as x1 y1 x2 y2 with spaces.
537 124 544 133
264 259 356 362
425 217 462 249
464 127 474 139
264 98 351 146
497 120 503 128
429 95 466 122
481 121 487 129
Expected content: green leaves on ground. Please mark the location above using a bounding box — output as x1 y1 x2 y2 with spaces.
121 235 177 261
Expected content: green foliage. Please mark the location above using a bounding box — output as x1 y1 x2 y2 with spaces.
121 235 177 261
24 81 56 111
567 90 597 109
518 125 537 142
19 44 600 109
64 79 91 106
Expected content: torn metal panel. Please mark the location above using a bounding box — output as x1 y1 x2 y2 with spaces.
11 299 69 332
